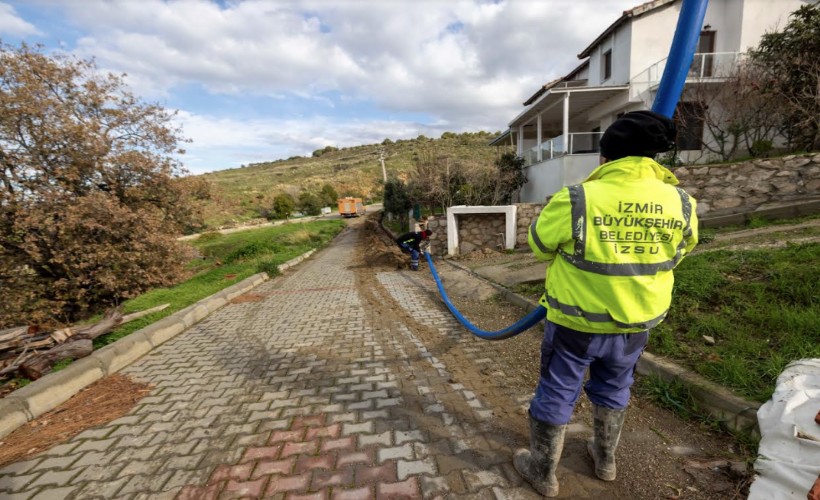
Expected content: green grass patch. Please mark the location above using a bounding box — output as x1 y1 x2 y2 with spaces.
51 359 73 372
706 212 820 236
93 220 344 349
635 375 759 453
650 242 820 403
513 282 544 301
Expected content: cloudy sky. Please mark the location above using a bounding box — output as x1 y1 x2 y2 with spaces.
0 0 639 174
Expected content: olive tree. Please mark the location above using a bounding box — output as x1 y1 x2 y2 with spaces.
0 43 204 328
269 193 296 219
748 3 820 152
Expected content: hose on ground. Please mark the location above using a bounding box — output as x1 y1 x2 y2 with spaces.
423 252 546 340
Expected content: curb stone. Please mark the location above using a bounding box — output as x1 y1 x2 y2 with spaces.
0 249 318 440
439 257 761 438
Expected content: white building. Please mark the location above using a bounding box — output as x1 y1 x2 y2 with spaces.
492 0 809 203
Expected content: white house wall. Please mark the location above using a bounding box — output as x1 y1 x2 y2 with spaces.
710 0 745 51
586 23 631 87
518 154 600 203
629 3 680 81
696 0 805 54
738 0 807 51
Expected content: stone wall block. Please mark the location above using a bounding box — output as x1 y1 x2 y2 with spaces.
712 197 744 210
805 179 820 192
784 157 812 169
770 180 799 195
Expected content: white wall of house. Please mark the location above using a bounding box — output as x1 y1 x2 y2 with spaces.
630 3 680 80
518 154 600 202
700 0 806 55
586 91 633 127
586 23 632 87
571 63 590 82
738 0 807 51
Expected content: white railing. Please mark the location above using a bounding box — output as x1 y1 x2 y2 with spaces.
629 52 744 101
524 132 604 166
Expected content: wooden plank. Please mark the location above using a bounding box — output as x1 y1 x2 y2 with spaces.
50 328 74 344
0 327 28 344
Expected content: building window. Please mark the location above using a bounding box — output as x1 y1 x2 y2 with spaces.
675 102 705 150
602 50 612 81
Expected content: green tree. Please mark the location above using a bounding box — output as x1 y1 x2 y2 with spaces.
494 152 527 203
0 43 202 328
383 178 412 219
269 193 296 219
298 191 323 216
319 183 338 207
312 145 338 158
748 3 820 151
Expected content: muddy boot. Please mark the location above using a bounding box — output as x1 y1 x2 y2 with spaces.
513 415 566 497
587 404 626 481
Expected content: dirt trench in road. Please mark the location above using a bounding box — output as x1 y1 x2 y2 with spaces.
354 214 754 500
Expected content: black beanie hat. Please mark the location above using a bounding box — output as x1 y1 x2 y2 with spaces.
599 110 677 160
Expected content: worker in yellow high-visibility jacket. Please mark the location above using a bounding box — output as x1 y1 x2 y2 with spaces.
514 110 699 497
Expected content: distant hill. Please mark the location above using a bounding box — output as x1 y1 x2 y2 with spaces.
196 131 509 228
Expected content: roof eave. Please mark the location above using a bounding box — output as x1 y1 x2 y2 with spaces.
577 0 678 59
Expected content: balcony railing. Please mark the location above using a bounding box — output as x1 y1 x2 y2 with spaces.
629 51 744 101
523 132 604 166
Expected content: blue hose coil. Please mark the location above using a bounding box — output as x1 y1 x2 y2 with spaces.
424 252 546 340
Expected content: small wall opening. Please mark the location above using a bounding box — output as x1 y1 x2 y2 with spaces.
446 205 517 256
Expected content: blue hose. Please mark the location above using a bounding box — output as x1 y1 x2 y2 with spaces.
424 252 546 340
652 0 710 117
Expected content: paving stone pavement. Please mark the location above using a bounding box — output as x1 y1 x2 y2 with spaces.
0 227 608 499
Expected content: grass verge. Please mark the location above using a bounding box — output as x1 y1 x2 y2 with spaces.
650 242 820 403
635 374 759 455
90 219 345 349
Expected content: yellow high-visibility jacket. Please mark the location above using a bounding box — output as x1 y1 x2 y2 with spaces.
528 156 698 333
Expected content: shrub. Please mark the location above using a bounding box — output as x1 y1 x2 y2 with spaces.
225 242 273 263
270 193 296 220
256 259 282 277
198 231 224 242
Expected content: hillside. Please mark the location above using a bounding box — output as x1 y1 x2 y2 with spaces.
196 131 508 228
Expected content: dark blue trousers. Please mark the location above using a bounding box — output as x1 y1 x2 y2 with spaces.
399 243 420 269
529 321 649 425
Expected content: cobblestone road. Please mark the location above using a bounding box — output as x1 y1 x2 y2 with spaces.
0 226 613 499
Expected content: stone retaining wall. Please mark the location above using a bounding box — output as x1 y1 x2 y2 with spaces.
674 153 820 215
430 153 820 255
425 216 448 256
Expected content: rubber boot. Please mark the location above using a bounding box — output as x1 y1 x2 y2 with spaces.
513 415 566 497
587 404 626 481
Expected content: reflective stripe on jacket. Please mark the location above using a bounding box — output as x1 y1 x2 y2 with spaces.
396 231 424 250
528 156 699 334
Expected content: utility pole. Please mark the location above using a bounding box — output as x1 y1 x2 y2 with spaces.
378 147 387 183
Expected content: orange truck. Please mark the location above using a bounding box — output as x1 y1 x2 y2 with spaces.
337 197 366 218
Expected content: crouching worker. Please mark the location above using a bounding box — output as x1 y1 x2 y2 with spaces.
514 110 699 497
395 229 432 271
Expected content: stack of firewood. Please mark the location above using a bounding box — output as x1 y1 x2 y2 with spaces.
0 304 168 381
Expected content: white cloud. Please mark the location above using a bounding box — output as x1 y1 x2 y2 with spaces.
174 109 466 174
49 0 634 106
0 2 41 36
13 0 641 172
